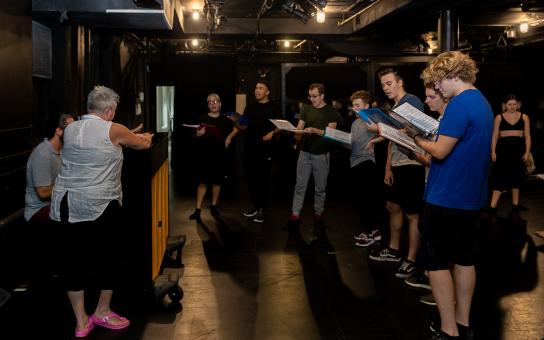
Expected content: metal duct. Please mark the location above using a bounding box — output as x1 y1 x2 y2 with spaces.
32 0 182 30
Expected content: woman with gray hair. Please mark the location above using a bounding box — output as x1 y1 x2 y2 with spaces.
50 86 153 337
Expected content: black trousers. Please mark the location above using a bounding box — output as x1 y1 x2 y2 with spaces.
244 152 272 210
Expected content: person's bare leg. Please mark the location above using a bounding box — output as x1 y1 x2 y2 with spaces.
196 184 207 209
490 190 502 208
386 201 402 250
511 188 520 206
93 290 126 326
453 264 476 327
67 290 90 331
406 213 420 262
429 269 459 337
211 184 221 206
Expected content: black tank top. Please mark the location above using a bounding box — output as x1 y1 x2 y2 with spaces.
499 113 524 132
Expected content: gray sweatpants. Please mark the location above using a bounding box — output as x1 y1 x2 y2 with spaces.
291 151 330 216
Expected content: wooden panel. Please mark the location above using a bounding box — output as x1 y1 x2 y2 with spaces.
151 160 169 279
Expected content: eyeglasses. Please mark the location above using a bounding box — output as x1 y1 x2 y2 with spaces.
207 100 220 105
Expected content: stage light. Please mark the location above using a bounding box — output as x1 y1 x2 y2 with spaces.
316 11 325 23
284 40 291 48
192 11 200 20
191 39 199 47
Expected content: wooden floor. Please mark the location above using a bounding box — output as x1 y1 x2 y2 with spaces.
1 157 544 340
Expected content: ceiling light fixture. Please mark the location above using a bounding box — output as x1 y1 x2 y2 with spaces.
316 11 325 23
520 21 529 33
192 10 200 20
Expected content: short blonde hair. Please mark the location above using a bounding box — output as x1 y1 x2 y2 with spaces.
423 51 478 84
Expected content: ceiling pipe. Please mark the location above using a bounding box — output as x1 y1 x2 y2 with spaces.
337 0 381 27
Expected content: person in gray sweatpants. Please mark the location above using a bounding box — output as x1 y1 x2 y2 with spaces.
286 83 340 231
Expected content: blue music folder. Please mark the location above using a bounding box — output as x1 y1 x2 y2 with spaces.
355 108 404 129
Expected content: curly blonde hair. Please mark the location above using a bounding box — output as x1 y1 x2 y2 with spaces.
422 51 478 85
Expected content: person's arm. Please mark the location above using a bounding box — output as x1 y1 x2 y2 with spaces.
110 123 153 149
384 142 393 186
522 114 531 162
304 122 337 136
490 115 501 162
263 128 279 141
225 127 239 148
35 186 52 200
414 134 459 160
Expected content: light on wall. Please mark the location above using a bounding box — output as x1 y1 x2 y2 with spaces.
316 11 325 23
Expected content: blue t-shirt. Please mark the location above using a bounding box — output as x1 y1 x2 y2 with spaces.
424 89 493 210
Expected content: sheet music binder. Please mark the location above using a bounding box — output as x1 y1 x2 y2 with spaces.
392 102 439 136
355 108 404 129
377 123 426 155
323 127 351 145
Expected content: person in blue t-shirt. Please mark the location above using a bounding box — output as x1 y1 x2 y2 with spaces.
411 52 493 340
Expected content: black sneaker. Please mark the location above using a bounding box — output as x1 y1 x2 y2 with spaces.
395 260 416 278
210 205 220 217
243 207 259 217
429 329 460 339
189 209 201 221
430 322 473 340
253 209 264 223
404 271 431 290
368 247 402 262
420 292 436 306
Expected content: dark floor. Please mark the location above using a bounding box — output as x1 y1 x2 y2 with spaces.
2 157 544 340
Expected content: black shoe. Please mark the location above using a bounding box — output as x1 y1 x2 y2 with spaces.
189 209 201 221
430 322 472 340
210 205 220 217
243 207 259 217
253 209 264 223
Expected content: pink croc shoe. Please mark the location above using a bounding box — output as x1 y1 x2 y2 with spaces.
75 318 95 338
90 311 130 330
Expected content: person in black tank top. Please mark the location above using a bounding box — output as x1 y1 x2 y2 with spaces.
489 94 532 213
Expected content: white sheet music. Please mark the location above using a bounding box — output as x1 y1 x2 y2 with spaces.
393 102 439 135
269 119 305 133
324 127 351 145
377 123 426 155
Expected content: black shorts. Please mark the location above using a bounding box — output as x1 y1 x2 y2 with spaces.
419 203 480 271
385 164 425 215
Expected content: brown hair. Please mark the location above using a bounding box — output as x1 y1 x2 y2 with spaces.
378 68 403 82
309 83 325 95
424 51 478 84
350 90 372 105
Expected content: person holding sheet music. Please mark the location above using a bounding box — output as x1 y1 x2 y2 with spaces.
236 81 282 223
369 68 426 280
348 90 383 247
413 51 493 340
286 83 340 231
189 93 239 221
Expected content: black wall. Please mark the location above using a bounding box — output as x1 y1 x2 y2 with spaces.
0 1 32 219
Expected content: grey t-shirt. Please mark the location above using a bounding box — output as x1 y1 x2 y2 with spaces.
350 118 376 168
391 93 425 167
24 139 61 221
